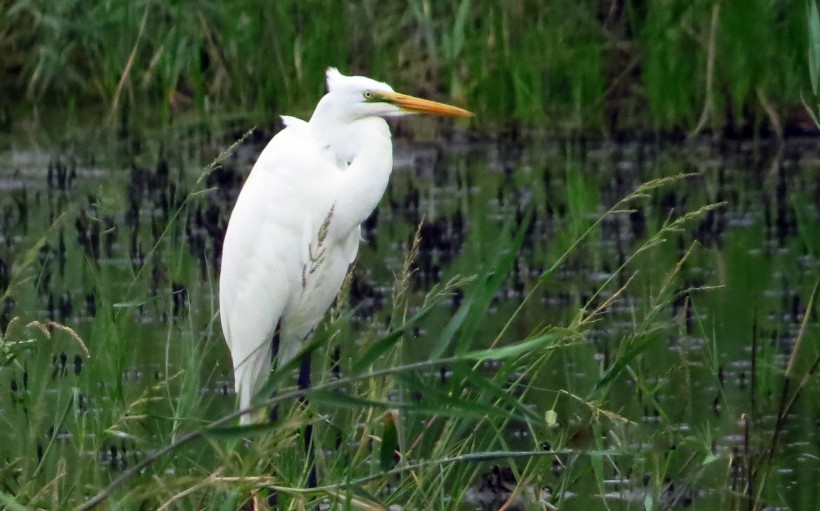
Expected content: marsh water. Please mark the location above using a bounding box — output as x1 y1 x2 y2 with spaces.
0 126 818 509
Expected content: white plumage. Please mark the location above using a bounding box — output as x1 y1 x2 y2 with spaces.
219 68 471 423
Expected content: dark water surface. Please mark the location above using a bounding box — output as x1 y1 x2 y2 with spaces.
0 129 818 509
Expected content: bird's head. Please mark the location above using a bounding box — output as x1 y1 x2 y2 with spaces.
322 67 472 121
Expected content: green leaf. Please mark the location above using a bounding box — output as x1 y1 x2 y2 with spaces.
311 387 515 421
309 390 391 410
205 421 282 440
32 389 76 478
106 429 142 442
809 0 820 93
322 488 388 511
352 298 439 373
400 371 523 420
454 360 541 423
428 294 472 361
0 492 29 511
453 0 472 57
254 334 328 402
379 411 399 472
112 296 154 308
453 214 532 356
592 331 661 393
460 331 566 362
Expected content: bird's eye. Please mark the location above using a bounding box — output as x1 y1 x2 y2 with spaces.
363 90 373 99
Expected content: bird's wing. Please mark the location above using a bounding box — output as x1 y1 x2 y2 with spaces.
219 120 339 412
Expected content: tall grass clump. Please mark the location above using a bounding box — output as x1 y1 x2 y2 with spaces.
8 124 811 509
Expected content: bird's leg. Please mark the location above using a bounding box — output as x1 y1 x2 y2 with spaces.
303 423 318 489
297 351 312 391
268 326 281 422
298 353 318 489
266 328 281 508
267 395 278 422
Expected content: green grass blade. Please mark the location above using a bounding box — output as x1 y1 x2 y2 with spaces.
592 331 660 394
0 492 29 511
452 213 532 357
460 330 568 362
352 298 439 373
205 421 284 440
311 387 518 421
809 0 820 93
379 411 399 472
253 333 330 403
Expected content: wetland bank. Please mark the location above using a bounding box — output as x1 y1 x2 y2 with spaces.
0 2 819 510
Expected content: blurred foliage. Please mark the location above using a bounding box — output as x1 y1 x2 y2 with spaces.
0 0 811 133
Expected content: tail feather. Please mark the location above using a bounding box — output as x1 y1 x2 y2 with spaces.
233 332 303 425
233 345 270 425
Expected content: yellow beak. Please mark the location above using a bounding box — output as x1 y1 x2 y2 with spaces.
382 91 473 118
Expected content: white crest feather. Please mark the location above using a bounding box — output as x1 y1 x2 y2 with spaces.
325 67 346 92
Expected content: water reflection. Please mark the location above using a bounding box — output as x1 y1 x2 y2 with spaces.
0 132 818 508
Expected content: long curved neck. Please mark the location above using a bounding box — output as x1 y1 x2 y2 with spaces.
308 107 393 238
309 95 380 164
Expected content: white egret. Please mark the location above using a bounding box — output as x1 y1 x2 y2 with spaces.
219 68 472 424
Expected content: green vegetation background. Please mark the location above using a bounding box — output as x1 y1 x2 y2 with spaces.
1 2 819 509
0 0 810 134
